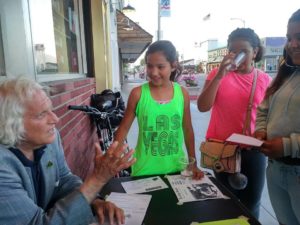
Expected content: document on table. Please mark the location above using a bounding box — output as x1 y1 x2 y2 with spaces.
166 175 229 204
226 133 263 147
103 192 152 225
190 218 250 225
121 176 168 194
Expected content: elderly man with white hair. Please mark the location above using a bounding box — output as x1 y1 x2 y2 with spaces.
0 76 135 225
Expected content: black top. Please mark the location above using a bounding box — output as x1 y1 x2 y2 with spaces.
9 146 46 207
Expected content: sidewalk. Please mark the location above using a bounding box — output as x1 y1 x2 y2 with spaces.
121 79 278 225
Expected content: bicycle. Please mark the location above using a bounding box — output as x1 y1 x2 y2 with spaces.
68 90 131 177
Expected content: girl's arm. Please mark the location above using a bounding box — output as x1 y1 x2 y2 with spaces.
114 86 141 143
181 87 204 180
197 54 233 112
254 97 270 140
197 74 222 112
255 97 300 159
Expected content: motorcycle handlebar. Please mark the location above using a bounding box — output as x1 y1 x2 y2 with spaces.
68 105 92 112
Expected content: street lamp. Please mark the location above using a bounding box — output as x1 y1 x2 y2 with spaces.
122 1 136 13
110 1 136 13
194 40 209 48
230 18 245 28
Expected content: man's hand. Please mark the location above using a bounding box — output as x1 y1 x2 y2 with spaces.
93 141 136 184
92 199 125 225
80 142 136 203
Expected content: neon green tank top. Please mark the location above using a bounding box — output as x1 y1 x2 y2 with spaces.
133 82 185 176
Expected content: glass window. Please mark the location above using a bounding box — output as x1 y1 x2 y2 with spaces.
0 0 35 79
0 19 5 76
30 0 86 75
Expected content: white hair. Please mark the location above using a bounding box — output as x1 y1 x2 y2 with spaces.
0 76 49 147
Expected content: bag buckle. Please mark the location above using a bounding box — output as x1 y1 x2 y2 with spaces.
213 161 224 172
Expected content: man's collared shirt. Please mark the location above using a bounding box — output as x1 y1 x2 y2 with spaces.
9 146 46 207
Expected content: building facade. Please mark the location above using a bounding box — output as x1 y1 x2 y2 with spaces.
260 37 286 77
207 46 228 73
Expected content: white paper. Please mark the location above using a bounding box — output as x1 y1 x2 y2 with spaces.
226 133 263 147
121 176 168 194
103 192 152 225
166 175 229 204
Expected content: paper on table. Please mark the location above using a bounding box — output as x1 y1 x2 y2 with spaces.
226 133 263 147
103 192 152 225
121 176 168 194
166 174 228 204
190 218 250 225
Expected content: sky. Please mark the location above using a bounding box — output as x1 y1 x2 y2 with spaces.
124 0 300 62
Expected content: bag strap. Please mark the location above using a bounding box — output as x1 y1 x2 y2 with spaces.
207 138 225 143
242 69 258 135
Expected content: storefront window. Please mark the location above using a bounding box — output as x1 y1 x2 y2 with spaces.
30 0 85 75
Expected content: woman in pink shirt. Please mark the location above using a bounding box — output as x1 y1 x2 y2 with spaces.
198 28 272 219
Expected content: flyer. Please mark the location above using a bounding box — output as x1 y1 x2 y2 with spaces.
166 174 229 204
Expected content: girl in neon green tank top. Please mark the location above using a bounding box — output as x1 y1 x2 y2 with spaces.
114 40 204 179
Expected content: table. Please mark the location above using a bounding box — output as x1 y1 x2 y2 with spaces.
100 174 261 225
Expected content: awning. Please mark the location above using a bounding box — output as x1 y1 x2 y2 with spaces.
117 10 153 63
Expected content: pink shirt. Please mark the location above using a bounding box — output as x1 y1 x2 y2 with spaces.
205 68 272 141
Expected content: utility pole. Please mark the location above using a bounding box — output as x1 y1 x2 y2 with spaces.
157 0 161 40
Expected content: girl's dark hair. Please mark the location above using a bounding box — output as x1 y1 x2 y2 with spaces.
265 9 300 98
227 28 264 62
145 40 182 81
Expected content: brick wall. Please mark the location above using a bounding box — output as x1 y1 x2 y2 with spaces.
46 78 98 180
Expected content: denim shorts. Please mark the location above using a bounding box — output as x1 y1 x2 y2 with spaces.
267 159 300 225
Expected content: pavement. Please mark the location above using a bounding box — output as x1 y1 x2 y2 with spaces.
121 76 278 225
